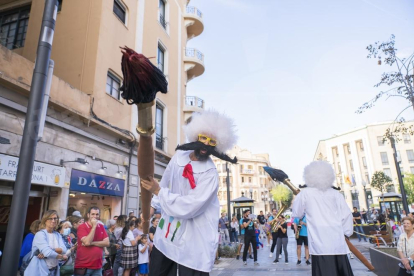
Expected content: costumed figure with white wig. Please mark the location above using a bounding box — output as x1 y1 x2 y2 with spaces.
292 161 354 276
141 110 238 275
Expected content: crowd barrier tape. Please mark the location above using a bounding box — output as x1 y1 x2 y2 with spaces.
353 223 387 226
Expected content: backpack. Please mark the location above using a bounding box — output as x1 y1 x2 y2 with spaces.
19 249 39 276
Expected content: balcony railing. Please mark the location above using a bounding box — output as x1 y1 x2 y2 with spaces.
159 14 167 29
242 169 255 175
185 96 204 109
186 6 203 18
185 48 204 62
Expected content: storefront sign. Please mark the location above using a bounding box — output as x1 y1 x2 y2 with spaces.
0 154 65 187
70 169 125 197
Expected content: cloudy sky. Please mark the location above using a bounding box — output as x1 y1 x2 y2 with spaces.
186 0 414 184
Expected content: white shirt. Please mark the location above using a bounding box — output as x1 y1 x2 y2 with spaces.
138 244 149 264
122 230 134 246
45 233 59 269
397 232 414 257
151 151 219 273
292 187 353 255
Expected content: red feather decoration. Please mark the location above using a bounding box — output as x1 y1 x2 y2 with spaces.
120 46 168 104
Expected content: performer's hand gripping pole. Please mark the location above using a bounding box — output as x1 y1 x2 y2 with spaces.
263 167 375 271
136 101 155 235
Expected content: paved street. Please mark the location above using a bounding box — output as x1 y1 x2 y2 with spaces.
212 229 376 276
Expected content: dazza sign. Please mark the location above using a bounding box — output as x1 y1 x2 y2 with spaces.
70 169 125 197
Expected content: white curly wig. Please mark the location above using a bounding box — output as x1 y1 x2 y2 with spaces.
183 110 238 153
303 161 335 191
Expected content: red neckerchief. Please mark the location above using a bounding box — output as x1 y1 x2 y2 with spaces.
183 163 196 189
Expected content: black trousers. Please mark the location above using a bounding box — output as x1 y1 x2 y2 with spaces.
398 267 412 276
243 235 257 262
270 232 282 254
149 246 209 276
311 255 354 276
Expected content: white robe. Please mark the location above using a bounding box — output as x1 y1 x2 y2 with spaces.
292 187 353 255
151 150 219 272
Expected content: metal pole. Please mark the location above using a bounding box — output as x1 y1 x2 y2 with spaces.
226 163 231 223
390 137 410 214
0 0 57 274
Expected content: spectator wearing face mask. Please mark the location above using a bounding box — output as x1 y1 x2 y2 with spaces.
58 220 76 276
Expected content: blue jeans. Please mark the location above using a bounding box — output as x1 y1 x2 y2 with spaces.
354 225 367 241
74 268 102 276
230 231 238 242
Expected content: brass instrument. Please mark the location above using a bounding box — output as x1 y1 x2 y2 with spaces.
270 203 288 232
295 219 302 239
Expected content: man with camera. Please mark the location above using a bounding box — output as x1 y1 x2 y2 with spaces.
242 210 259 266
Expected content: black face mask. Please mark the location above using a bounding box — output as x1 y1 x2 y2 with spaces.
175 141 238 164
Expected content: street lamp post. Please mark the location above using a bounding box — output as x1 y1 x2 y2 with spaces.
226 163 231 223
361 181 369 212
351 189 360 209
261 191 269 213
390 137 409 214
0 1 58 275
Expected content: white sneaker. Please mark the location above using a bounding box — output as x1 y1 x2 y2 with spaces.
269 253 273 258
254 262 259 266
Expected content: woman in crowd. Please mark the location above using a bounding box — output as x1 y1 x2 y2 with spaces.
149 218 159 242
19 219 41 269
133 218 143 238
230 217 239 243
57 220 75 276
105 219 118 268
114 215 127 276
25 210 68 276
397 217 414 276
68 215 83 245
121 220 141 276
274 215 288 264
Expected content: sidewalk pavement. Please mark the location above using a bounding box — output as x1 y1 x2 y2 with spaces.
212 229 376 276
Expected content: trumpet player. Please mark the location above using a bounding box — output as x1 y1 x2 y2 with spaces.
294 215 310 265
274 215 289 264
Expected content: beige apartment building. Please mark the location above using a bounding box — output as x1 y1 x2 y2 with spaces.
0 0 205 242
314 121 414 212
213 145 278 216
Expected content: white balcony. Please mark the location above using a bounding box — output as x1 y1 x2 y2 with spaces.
184 6 204 40
184 48 205 82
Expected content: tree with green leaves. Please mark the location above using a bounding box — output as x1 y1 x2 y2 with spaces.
403 173 414 205
271 184 293 208
370 171 393 202
357 35 414 141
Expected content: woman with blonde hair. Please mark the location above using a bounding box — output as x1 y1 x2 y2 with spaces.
19 219 41 268
25 210 68 276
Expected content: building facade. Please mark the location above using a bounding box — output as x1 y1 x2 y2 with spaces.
0 0 205 248
314 121 414 211
212 145 278 215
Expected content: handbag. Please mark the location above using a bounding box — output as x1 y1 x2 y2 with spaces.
231 227 236 233
74 268 87 275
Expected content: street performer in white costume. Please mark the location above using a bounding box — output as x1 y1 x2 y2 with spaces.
292 161 354 276
141 110 238 275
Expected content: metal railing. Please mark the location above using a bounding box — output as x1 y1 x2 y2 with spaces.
186 6 203 18
159 14 167 29
185 96 204 109
185 48 204 62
